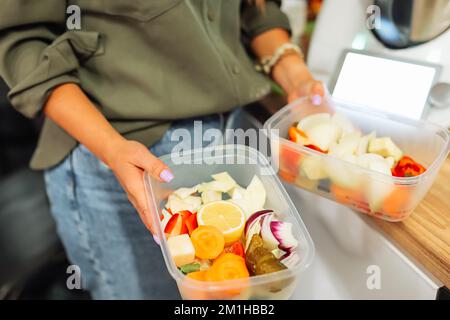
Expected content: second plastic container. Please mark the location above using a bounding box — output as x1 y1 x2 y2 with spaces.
264 97 449 222
144 145 314 300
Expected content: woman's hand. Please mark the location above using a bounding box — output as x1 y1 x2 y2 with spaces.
104 138 174 234
272 54 325 104
44 84 173 237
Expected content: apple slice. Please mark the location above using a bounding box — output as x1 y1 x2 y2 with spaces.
356 131 376 156
335 132 362 155
357 153 386 169
385 156 396 169
160 208 173 231
331 112 356 135
298 113 331 133
325 154 360 189
245 175 266 214
368 137 403 161
183 196 202 212
211 172 237 188
300 156 328 180
366 161 393 212
307 122 342 151
174 184 199 199
228 176 266 218
198 180 235 193
166 194 198 213
201 190 222 204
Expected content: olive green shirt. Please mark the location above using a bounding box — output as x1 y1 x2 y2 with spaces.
0 0 290 169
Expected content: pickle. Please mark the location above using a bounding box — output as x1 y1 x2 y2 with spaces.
245 234 287 276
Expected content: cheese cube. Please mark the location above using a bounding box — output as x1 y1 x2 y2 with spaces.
167 234 195 267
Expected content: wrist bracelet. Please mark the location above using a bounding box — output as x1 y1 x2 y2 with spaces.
256 43 304 75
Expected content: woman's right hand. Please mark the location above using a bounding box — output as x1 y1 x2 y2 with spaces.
104 138 174 234
43 84 174 235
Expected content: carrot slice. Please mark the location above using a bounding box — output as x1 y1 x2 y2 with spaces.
330 184 365 206
205 253 249 298
280 144 302 174
187 270 207 281
205 253 249 282
382 186 412 219
183 271 209 299
279 169 297 184
191 226 225 260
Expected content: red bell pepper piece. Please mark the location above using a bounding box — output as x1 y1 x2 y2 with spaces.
304 144 328 154
391 156 426 177
224 241 245 259
185 212 198 235
164 213 188 237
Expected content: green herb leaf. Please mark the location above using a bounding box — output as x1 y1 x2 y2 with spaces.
179 262 201 274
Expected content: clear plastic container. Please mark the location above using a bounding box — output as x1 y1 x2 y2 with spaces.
144 145 314 300
264 97 449 222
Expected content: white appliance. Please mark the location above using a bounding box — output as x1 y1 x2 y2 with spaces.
307 0 450 127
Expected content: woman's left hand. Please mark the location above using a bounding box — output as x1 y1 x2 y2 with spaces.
272 54 325 104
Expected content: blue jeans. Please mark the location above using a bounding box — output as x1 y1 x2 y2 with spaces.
44 114 224 299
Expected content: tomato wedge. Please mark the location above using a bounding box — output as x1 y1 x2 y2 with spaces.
224 241 245 259
304 144 328 154
391 156 426 177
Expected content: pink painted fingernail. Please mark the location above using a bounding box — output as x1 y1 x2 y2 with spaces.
160 169 174 182
312 94 322 106
153 234 160 245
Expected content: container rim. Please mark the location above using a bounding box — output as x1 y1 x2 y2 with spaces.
263 97 450 185
143 144 315 290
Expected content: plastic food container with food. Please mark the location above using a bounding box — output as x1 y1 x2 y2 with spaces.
264 97 449 222
144 144 314 300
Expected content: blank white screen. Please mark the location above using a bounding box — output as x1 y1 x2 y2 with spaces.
332 52 436 119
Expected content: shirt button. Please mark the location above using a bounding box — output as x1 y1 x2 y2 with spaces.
232 66 240 75
207 10 215 21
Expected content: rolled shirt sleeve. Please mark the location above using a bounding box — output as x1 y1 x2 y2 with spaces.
241 0 291 39
0 0 101 118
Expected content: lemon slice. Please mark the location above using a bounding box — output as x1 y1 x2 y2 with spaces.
197 200 245 245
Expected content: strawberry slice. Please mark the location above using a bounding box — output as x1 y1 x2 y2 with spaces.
164 213 187 237
304 144 328 154
178 210 194 218
185 212 198 235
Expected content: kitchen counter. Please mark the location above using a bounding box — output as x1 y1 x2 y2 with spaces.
374 157 450 288
257 95 450 290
